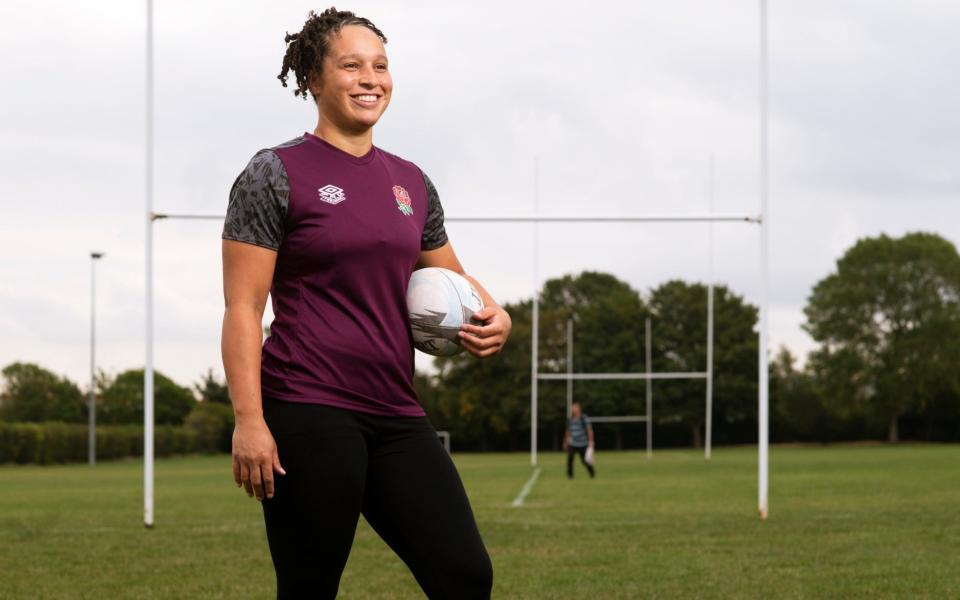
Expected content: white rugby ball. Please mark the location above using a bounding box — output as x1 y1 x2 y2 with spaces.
407 267 484 356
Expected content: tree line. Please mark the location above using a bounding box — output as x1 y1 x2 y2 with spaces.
0 365 235 459
3 231 958 456
419 231 960 449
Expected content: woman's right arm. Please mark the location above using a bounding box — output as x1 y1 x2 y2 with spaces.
221 239 286 501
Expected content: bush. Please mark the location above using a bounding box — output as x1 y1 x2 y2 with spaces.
0 421 206 465
98 424 142 460
185 402 234 453
0 422 43 463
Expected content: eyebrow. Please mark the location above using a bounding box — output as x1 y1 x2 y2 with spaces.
337 54 388 62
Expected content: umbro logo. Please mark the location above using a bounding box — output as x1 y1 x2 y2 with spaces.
318 184 346 205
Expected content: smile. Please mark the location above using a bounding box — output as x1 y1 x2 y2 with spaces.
351 94 380 106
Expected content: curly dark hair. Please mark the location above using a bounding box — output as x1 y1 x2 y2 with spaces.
278 7 388 101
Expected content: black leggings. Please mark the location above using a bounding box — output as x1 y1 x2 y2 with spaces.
566 445 595 478
260 398 492 600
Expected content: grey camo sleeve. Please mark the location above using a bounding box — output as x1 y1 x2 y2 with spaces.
222 149 289 251
420 170 449 251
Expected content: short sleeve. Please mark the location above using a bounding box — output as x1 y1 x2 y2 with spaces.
419 170 449 251
222 149 289 251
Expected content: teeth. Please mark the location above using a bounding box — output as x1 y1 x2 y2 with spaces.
355 95 377 102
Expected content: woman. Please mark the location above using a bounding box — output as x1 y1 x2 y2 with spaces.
220 8 510 599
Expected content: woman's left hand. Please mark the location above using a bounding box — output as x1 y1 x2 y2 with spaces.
458 305 512 358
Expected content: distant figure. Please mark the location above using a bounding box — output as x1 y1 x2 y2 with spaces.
563 402 595 479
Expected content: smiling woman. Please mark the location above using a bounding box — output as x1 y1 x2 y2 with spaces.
219 7 508 600
277 9 392 140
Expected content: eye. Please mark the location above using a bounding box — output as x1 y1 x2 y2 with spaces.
375 64 388 71
343 62 359 69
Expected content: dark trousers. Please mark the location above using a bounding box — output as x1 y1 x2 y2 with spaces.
566 445 595 478
260 399 493 600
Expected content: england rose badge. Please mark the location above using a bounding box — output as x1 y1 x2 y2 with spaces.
393 185 413 216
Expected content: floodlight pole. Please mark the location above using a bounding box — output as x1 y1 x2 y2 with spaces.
144 0 155 529
89 252 104 465
645 318 652 459
530 157 540 468
706 156 715 461
758 0 770 521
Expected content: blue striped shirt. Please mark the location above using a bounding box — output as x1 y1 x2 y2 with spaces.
568 415 591 447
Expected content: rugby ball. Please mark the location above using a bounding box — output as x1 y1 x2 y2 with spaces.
407 267 484 356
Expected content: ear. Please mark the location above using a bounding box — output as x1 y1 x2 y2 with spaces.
307 71 323 102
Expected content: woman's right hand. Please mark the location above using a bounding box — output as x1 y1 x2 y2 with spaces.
232 416 286 501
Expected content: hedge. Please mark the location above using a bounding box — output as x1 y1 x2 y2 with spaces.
0 421 216 465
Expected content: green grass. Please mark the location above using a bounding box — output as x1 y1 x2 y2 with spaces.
2 445 960 598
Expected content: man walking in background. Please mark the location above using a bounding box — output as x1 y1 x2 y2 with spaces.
563 402 595 479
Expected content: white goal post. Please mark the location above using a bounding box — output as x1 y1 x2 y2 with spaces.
142 0 771 525
145 210 768 525
545 317 712 460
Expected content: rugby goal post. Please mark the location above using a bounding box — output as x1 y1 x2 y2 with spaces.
546 318 710 459
142 0 771 525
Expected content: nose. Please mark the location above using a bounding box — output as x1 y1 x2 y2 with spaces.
358 64 377 88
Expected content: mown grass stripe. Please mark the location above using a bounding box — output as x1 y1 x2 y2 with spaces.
511 466 541 507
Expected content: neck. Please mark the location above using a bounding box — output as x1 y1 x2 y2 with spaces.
313 117 374 157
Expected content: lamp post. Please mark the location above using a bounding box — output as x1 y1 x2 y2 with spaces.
89 251 104 465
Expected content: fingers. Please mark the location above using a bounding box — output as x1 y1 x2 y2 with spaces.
461 306 510 342
232 456 242 488
459 332 500 353
459 331 504 357
236 456 284 500
471 306 498 322
459 317 504 348
233 422 286 501
240 462 254 497
261 463 274 500
250 462 264 501
273 453 286 477
460 318 503 337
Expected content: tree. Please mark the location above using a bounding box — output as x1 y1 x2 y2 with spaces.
99 369 197 425
429 272 650 450
804 232 960 442
430 299 533 451
647 281 758 447
424 272 760 450
0 362 85 423
195 368 231 405
769 347 831 442
539 272 650 449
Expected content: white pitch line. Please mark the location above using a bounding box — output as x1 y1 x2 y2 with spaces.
511 467 542 507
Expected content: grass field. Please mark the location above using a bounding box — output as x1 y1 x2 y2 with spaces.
2 445 960 599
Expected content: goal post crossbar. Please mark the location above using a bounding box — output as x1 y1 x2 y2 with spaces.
539 372 708 381
588 416 648 423
150 212 761 224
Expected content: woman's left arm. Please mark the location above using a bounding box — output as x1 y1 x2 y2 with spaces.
416 242 512 358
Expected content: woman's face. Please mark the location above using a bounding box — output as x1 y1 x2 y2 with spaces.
312 25 393 133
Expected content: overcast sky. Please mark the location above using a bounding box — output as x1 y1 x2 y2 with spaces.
1 0 958 391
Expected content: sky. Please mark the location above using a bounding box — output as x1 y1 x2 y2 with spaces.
1 0 958 392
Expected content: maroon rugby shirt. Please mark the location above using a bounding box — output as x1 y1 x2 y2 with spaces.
222 133 448 416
